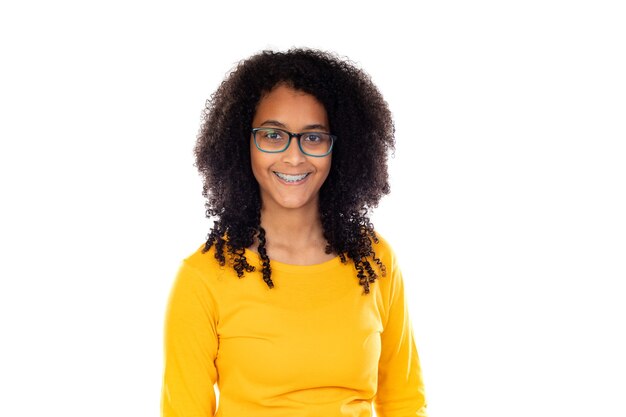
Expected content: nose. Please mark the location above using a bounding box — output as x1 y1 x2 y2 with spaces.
281 137 307 165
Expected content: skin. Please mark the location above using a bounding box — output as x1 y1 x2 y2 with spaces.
249 84 336 265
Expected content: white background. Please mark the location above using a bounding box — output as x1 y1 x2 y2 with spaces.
1 1 624 416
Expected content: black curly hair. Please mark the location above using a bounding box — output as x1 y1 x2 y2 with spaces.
194 48 395 294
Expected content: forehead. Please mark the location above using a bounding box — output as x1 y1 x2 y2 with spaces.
252 84 328 129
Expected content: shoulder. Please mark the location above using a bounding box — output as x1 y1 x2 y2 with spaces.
370 231 399 269
183 241 215 267
176 242 227 287
370 231 406 300
166 244 222 322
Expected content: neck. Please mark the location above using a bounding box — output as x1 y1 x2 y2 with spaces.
259 201 325 248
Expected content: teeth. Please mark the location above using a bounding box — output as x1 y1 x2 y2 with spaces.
274 172 309 182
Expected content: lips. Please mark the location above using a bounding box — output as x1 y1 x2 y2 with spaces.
273 171 311 183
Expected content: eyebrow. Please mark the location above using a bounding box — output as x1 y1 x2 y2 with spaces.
259 119 329 131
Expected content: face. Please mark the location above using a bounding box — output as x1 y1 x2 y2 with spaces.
250 84 332 212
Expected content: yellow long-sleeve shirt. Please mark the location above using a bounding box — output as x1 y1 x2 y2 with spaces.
161 234 427 417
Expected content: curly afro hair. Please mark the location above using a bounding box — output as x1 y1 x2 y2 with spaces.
194 48 395 294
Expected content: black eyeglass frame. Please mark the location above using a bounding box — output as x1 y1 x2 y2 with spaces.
251 127 337 157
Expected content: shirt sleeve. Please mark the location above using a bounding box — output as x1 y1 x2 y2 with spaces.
374 260 428 417
161 261 219 417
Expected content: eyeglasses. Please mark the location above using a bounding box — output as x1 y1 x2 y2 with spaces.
251 127 336 157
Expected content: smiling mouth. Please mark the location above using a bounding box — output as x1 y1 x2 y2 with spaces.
273 172 311 183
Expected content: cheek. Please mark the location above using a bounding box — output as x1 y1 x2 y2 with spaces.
249 149 276 184
320 157 332 179
250 159 264 186
249 142 263 177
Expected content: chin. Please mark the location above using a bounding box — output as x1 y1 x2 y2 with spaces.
264 192 318 211
277 199 315 210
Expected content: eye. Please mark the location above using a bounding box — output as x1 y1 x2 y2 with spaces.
302 133 325 144
262 129 285 141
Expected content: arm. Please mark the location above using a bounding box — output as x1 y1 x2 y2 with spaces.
161 261 219 417
374 261 427 417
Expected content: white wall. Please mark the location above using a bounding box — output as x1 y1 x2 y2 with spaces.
1 1 624 416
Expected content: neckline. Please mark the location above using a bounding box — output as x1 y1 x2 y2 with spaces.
244 247 344 274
